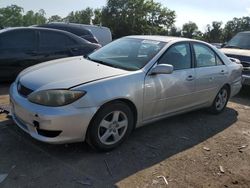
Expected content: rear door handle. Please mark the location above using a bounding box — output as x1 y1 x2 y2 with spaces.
186 75 194 81
26 51 37 56
220 70 227 75
70 47 79 52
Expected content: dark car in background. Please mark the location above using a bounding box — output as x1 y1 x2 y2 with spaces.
37 22 99 44
221 31 250 85
0 27 101 82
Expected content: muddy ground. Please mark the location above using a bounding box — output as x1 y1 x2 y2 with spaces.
0 84 249 188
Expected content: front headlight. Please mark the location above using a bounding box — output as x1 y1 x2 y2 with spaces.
28 90 86 107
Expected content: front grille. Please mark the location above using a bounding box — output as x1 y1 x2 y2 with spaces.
17 82 33 97
241 61 250 67
226 54 250 75
243 68 250 76
226 54 250 63
37 129 62 138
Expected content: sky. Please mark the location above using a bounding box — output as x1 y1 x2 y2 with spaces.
0 0 250 31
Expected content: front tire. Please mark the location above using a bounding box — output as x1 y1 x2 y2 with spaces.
209 86 229 114
87 101 134 151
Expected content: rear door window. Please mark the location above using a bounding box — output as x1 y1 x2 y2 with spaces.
193 43 223 67
39 31 69 51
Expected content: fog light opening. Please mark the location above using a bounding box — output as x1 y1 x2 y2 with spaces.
33 121 40 129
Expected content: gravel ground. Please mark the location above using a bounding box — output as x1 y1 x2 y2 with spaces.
0 84 249 188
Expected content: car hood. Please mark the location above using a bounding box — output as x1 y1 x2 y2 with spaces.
18 56 129 91
220 48 250 57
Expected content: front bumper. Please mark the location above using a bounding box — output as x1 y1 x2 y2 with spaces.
9 83 98 144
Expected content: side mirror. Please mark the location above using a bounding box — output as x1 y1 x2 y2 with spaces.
150 64 174 75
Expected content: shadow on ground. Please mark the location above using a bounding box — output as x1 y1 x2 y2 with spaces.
230 86 250 106
0 83 10 95
0 106 238 187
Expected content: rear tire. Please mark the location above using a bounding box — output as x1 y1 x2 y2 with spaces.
87 101 134 151
209 86 229 114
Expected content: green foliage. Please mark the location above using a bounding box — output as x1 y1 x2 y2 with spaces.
182 21 198 39
0 5 46 28
0 5 23 28
0 3 250 43
23 9 47 26
48 15 62 22
92 9 102 25
66 7 93 24
101 0 176 38
222 17 250 42
169 26 181 37
203 21 223 42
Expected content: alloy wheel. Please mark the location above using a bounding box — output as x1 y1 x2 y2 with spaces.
215 88 228 111
98 110 128 145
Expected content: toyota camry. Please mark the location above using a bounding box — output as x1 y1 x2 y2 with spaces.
10 36 243 151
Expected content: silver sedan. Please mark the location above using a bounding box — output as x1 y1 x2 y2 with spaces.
10 36 243 151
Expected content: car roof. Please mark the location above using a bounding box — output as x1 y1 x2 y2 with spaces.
35 23 93 36
0 26 68 33
126 35 193 43
1 26 77 37
48 22 110 30
37 23 93 35
0 27 91 44
238 31 250 34
39 22 89 29
0 26 72 34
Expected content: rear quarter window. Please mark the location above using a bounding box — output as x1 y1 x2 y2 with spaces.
39 31 76 50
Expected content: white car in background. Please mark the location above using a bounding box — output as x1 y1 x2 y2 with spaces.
221 31 250 85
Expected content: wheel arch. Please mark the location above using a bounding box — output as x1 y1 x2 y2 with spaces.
85 98 138 142
98 98 138 129
223 83 231 97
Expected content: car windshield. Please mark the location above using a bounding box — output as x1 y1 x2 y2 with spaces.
224 33 250 50
88 38 166 71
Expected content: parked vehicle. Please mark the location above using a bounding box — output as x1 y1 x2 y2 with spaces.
211 43 222 49
78 24 112 46
220 31 250 85
37 22 99 44
38 22 112 46
0 27 101 81
10 36 242 151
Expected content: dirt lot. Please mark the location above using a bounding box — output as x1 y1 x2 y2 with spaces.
0 84 249 188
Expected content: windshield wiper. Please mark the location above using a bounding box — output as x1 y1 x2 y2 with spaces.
86 56 123 69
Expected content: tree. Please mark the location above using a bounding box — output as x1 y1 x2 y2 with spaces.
66 7 93 24
222 17 250 42
193 30 204 40
204 21 223 42
48 15 62 22
22 9 47 26
182 21 198 38
101 0 176 38
0 5 23 28
23 10 35 26
169 26 181 37
92 9 102 25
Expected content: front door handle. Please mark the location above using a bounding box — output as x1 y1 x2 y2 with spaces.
186 75 194 81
